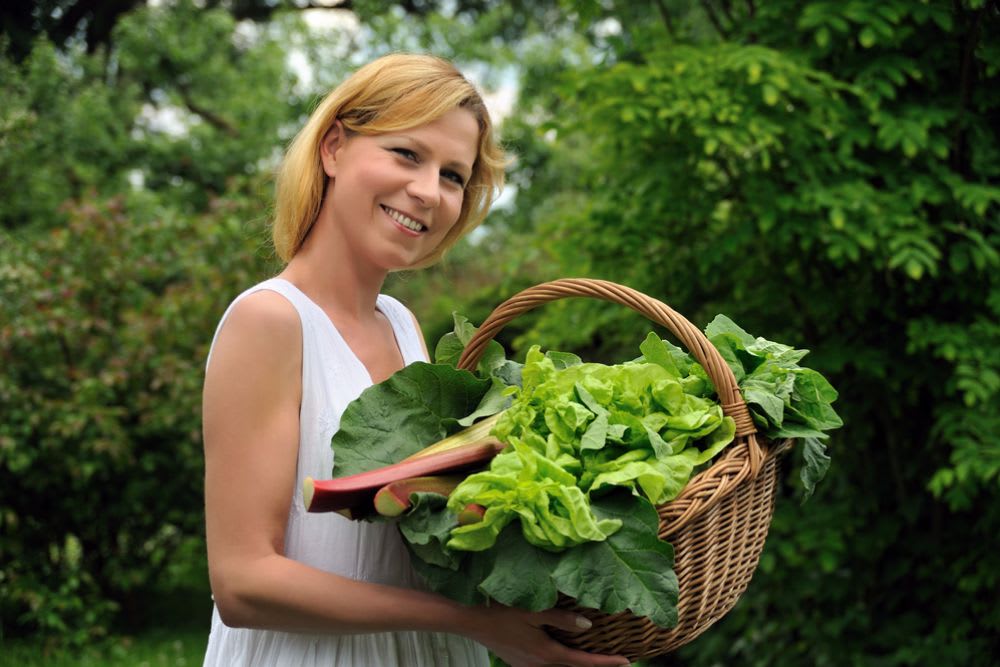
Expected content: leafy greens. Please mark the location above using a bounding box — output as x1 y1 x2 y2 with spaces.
444 339 736 553
328 312 842 628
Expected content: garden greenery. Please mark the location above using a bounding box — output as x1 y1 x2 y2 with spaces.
1 1 997 664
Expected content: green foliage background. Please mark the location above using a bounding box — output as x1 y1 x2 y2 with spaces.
2 0 998 664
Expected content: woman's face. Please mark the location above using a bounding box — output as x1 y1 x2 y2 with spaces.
321 107 479 272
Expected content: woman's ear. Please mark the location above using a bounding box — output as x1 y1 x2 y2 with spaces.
320 120 345 178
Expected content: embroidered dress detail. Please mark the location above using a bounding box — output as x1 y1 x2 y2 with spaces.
202 278 488 667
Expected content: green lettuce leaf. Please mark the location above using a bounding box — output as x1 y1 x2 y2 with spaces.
446 443 622 552
461 339 737 539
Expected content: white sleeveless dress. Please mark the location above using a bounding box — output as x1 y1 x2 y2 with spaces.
202 278 490 667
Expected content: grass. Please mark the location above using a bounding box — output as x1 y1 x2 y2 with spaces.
0 627 208 667
0 588 212 666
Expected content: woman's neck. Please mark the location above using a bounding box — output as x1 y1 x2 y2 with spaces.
278 220 387 325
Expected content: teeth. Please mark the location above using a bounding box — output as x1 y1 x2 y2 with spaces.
383 206 425 232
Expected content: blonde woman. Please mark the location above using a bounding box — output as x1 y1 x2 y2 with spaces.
201 54 630 667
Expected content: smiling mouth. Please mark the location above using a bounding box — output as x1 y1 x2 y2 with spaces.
382 205 427 233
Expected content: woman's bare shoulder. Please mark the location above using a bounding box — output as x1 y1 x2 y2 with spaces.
218 289 300 347
207 288 303 385
203 289 303 442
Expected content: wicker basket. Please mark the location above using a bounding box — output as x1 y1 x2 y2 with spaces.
456 278 786 661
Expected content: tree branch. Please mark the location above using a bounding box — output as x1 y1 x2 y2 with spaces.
228 0 356 23
699 0 731 39
176 84 240 138
720 0 737 26
653 0 677 40
745 0 758 42
951 3 984 178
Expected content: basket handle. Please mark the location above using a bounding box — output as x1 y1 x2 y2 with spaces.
457 278 759 442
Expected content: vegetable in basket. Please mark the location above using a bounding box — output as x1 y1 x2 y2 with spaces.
314 312 841 630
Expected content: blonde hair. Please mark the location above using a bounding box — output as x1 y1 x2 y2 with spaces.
273 53 507 268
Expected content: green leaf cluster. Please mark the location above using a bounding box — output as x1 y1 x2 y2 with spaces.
703 315 842 498
329 313 840 630
0 186 274 641
445 339 735 553
0 1 352 642
451 0 999 663
406 489 679 629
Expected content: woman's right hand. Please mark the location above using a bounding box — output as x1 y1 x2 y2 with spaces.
465 603 631 667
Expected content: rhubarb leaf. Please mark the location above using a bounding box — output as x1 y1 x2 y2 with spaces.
457 377 512 427
407 546 497 606
551 491 678 628
407 494 677 624
398 493 462 569
477 524 561 610
331 362 490 478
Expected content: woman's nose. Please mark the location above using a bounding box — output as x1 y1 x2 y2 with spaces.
406 167 441 208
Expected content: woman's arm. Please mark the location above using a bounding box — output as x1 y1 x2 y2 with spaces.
202 291 629 666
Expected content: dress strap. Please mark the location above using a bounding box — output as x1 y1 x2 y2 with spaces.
376 294 428 364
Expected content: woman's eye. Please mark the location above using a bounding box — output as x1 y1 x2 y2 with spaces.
442 170 466 187
392 148 418 161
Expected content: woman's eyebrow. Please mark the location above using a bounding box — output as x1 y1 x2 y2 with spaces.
398 135 473 177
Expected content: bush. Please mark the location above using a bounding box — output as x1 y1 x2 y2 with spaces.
0 183 274 641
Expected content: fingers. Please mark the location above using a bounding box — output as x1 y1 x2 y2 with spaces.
535 608 595 634
482 606 631 666
531 610 632 666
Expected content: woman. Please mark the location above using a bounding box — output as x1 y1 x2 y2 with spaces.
201 53 631 667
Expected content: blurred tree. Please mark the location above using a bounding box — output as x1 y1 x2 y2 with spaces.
0 0 144 59
460 1 1000 665
3 1 998 662
0 38 140 230
0 0 333 231
0 0 360 59
0 0 338 641
0 183 275 643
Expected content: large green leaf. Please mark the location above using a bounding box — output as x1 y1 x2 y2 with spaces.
477 525 561 610
551 491 678 628
331 362 490 477
405 491 679 626
398 493 462 569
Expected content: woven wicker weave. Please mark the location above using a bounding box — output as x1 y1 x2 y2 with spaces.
456 278 784 661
